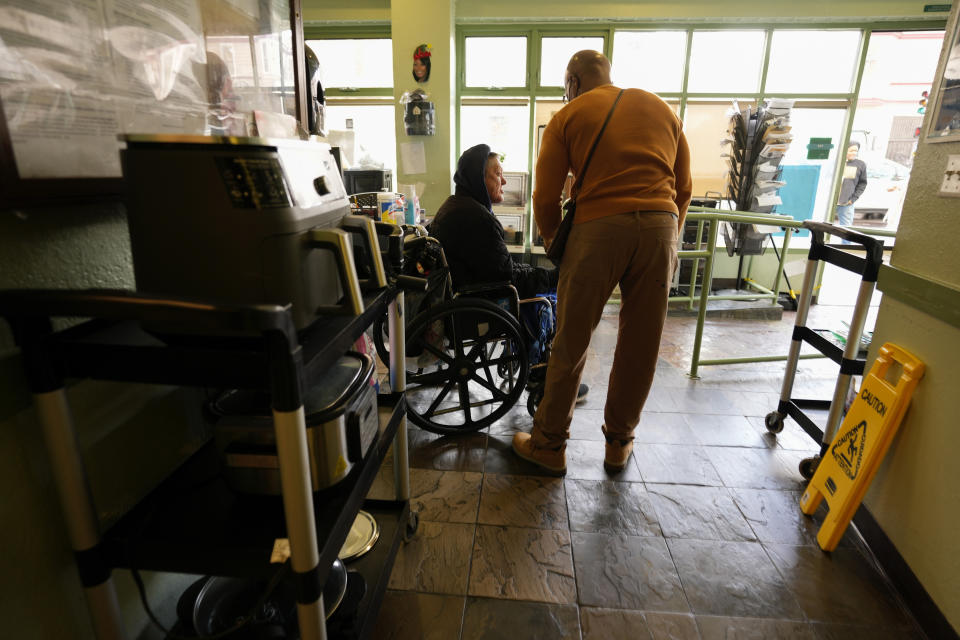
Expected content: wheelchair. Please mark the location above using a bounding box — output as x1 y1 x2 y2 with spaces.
371 228 556 436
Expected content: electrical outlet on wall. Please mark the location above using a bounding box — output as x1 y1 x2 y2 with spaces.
941 155 960 197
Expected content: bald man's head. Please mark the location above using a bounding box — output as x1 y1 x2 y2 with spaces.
564 50 612 100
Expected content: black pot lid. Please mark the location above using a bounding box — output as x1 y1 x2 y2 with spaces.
209 351 373 421
301 351 373 422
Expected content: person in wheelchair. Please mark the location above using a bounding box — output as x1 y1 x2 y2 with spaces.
429 143 587 404
429 143 557 299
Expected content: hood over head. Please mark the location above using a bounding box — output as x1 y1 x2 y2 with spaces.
454 143 493 211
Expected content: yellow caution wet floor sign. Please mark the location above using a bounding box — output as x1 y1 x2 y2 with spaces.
800 343 925 552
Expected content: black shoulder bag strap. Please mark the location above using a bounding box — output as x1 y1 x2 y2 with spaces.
570 88 625 199
546 89 624 266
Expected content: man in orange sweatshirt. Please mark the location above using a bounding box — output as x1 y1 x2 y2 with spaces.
513 50 692 475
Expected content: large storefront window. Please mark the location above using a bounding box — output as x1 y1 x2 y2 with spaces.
539 36 605 87
848 30 944 231
687 31 766 94
612 31 686 93
460 103 531 171
684 101 757 199
766 30 861 94
305 38 393 89
775 106 849 234
305 35 395 182
465 37 528 88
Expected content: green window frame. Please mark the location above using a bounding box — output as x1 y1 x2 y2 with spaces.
456 19 946 249
303 25 394 98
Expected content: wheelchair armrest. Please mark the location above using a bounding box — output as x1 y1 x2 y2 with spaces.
454 282 520 319
519 295 551 307
455 281 513 297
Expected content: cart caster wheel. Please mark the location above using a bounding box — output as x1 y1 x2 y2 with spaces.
799 456 820 480
404 510 419 542
764 411 785 434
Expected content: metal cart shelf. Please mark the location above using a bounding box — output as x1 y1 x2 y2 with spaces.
764 221 885 479
0 286 414 640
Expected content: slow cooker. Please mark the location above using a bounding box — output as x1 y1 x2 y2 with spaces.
211 352 379 494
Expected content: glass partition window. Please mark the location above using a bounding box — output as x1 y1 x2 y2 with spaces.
765 31 861 94
306 39 393 89
465 37 528 87
324 104 396 181
460 104 531 171
687 31 766 94
612 31 686 93
848 30 944 231
539 37 605 87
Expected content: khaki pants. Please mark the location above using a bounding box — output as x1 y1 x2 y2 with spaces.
532 211 678 449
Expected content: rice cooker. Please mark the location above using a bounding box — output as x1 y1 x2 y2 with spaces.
211 352 379 494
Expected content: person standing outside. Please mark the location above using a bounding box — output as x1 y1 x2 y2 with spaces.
512 50 691 474
836 142 868 228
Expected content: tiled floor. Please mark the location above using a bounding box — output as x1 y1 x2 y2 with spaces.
367 290 927 639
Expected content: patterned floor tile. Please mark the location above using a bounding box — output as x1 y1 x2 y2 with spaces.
685 413 771 448
461 597 581 640
410 468 482 523
634 443 724 486
703 446 807 490
370 591 465 640
477 473 567 529
667 538 804 619
579 607 652 640
408 426 487 472
565 438 644 481
764 544 915 628
387 520 474 594
468 525 576 604
646 484 756 542
565 479 660 536
695 615 817 639
572 532 689 612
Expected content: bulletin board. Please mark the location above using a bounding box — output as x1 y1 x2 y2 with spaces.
0 0 306 207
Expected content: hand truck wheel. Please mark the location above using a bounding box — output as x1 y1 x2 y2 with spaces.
764 411 785 434
799 455 820 480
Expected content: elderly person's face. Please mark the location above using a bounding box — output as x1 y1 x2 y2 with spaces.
485 155 506 204
846 145 859 161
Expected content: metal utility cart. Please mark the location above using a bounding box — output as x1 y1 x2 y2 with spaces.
764 221 885 479
0 285 417 640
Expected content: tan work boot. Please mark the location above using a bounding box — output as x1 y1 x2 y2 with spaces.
602 427 634 473
512 432 566 475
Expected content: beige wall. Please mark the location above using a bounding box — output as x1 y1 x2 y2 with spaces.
863 4 960 630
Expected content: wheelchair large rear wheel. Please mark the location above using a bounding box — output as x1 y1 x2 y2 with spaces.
403 298 528 435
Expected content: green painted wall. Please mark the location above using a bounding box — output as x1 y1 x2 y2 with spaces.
390 0 456 215
862 5 960 631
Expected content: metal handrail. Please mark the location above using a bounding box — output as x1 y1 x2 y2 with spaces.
675 208 894 378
